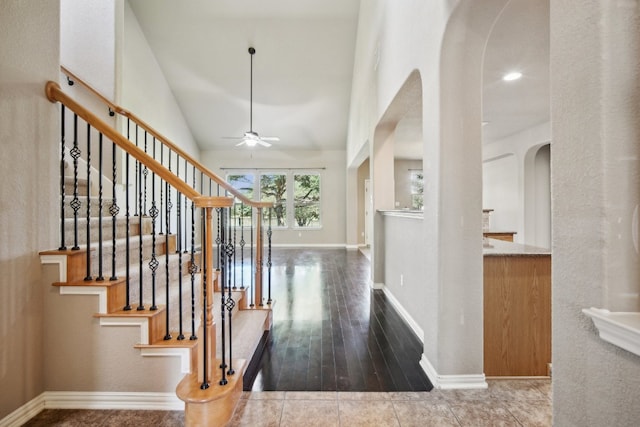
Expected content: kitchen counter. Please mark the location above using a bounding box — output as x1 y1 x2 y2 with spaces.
483 238 550 256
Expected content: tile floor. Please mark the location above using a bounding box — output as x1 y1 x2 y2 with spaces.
23 378 551 426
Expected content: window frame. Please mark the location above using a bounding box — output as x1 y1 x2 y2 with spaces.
224 169 323 230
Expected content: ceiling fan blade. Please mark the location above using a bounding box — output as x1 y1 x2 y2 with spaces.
259 136 280 141
257 139 272 147
235 140 247 146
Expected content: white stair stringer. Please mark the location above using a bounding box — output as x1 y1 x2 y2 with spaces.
40 253 196 374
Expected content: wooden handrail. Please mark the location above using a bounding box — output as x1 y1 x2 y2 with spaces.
60 65 273 210
46 81 235 211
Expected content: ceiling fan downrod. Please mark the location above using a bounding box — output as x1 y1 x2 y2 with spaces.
248 47 255 133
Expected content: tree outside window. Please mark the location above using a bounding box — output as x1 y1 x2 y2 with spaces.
227 173 254 225
410 171 424 210
294 174 321 228
260 173 287 227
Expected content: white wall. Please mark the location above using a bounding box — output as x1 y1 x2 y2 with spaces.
533 144 550 248
482 121 551 245
347 0 511 385
0 0 60 419
551 0 640 424
121 0 200 160
201 149 346 246
61 0 117 98
482 154 518 234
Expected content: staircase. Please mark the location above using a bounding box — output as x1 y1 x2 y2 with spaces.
40 74 274 426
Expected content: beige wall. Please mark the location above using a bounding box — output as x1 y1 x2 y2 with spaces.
0 0 60 419
356 158 370 245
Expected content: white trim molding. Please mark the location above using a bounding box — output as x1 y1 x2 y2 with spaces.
382 287 424 343
99 316 150 344
0 392 183 427
0 394 45 427
420 354 488 390
583 307 640 357
139 347 192 374
369 280 385 290
40 254 68 282
60 286 108 314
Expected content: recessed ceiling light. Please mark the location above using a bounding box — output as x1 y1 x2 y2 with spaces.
502 71 522 82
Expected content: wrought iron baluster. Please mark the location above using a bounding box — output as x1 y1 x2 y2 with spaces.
240 203 245 290
149 137 159 312
84 124 92 281
216 207 222 273
96 132 104 281
174 181 181 340
226 207 235 376
189 167 197 340
250 206 255 307
165 177 172 340
159 145 163 235
176 184 184 340
232 204 237 289
59 105 67 250
124 118 132 311
219 209 228 385
137 152 145 311
134 124 139 217
184 158 189 253
110 140 119 281
200 209 209 390
267 207 273 304
143 133 148 215
70 114 81 250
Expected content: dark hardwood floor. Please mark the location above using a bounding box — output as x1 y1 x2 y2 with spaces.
246 248 433 392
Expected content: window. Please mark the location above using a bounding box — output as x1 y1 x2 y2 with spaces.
227 173 254 225
410 170 424 210
260 173 287 227
225 169 322 229
294 173 321 228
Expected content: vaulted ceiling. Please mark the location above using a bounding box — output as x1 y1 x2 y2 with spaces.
128 0 549 157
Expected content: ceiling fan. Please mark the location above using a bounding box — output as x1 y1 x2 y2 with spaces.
224 47 279 148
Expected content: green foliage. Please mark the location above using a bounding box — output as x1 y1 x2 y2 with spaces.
294 174 320 227
261 174 287 226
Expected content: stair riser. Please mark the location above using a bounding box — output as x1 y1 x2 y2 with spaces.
64 178 89 198
63 216 151 246
85 235 176 276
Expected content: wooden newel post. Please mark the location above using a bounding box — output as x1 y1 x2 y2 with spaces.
193 197 233 386
196 206 215 384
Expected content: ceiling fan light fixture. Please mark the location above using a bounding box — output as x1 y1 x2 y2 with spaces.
502 71 522 82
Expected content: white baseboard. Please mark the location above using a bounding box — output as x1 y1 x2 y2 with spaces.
369 280 384 290
420 354 488 390
43 391 183 410
271 243 347 248
382 287 424 343
0 394 45 427
0 391 184 427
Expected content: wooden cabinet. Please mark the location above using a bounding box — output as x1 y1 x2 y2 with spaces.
483 254 551 376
